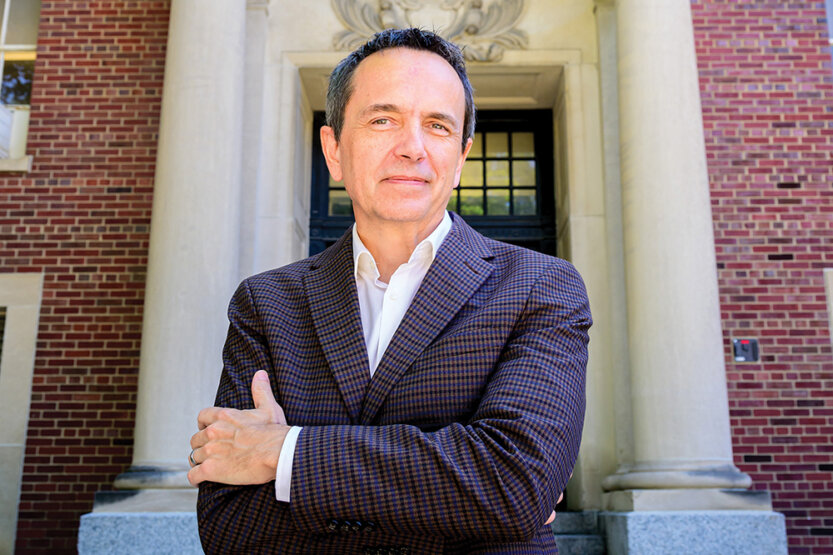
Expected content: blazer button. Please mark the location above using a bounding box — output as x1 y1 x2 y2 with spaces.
340 521 352 533
326 519 338 533
350 520 362 532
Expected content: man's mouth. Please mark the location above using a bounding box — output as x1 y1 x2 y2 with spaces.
384 175 430 185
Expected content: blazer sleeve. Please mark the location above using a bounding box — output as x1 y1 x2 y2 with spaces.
288 258 590 541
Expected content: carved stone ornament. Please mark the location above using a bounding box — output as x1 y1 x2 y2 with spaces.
331 0 529 62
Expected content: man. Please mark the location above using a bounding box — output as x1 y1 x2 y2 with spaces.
188 28 591 554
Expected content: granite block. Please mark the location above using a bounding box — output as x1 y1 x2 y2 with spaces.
600 510 787 555
78 512 202 555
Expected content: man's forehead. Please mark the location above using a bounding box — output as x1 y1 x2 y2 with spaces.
347 47 465 110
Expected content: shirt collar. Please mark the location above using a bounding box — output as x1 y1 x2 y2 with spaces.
352 211 452 279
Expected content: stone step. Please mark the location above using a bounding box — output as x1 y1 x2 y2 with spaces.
555 534 606 555
551 511 601 535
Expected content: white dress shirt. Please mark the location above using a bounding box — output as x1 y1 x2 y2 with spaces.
274 212 453 502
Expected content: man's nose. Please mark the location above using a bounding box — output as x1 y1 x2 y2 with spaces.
394 123 427 161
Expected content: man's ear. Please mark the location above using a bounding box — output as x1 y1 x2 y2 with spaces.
320 125 343 182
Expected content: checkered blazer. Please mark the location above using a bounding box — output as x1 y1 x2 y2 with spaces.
198 213 591 554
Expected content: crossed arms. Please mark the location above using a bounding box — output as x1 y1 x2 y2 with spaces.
193 256 591 552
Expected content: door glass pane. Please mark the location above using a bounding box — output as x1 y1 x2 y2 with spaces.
487 189 510 216
485 132 508 158
460 160 483 187
328 189 352 216
514 189 537 215
512 160 536 187
7 0 42 45
460 189 483 216
486 160 509 187
512 132 535 157
446 191 458 212
469 132 483 158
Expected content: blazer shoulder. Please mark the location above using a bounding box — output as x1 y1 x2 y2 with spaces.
234 252 321 304
482 236 582 280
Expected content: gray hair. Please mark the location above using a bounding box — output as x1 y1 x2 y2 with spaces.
325 28 475 150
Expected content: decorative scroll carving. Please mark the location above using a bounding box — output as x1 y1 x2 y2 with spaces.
331 0 528 62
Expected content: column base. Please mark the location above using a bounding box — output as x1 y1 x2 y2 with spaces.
602 488 772 512
602 462 752 491
600 511 787 555
114 465 190 489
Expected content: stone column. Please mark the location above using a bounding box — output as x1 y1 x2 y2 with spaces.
114 0 246 492
601 0 752 505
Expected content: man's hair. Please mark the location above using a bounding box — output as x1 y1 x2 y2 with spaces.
326 27 475 150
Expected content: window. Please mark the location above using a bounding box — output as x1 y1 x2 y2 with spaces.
0 0 41 168
309 110 556 256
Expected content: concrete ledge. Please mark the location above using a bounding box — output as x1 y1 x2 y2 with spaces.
92 488 197 512
78 512 202 555
600 510 787 555
602 488 772 511
0 155 33 172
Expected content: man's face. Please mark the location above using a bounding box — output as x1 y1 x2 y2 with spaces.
321 48 472 234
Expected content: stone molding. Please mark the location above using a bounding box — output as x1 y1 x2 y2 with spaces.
247 0 269 10
331 0 529 61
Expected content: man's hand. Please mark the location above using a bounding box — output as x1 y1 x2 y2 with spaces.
544 477 570 525
188 370 289 486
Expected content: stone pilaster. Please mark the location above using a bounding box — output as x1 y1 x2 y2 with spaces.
601 0 751 499
115 0 247 490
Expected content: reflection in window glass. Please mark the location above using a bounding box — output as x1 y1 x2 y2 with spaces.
487 189 510 216
446 192 458 212
486 160 510 187
460 160 483 187
514 188 537 216
512 132 535 157
512 160 536 187
485 132 508 158
460 189 483 216
328 189 352 216
469 132 483 158
1 59 34 104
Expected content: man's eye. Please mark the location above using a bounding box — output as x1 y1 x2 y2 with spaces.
372 118 389 125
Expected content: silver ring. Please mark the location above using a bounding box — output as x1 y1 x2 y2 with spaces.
189 449 197 466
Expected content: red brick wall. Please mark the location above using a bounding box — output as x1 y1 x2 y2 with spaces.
693 1 833 553
2 2 169 552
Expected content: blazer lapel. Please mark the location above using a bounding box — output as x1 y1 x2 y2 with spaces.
360 215 494 424
302 231 369 423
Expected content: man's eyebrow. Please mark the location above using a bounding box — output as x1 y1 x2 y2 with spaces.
358 103 402 118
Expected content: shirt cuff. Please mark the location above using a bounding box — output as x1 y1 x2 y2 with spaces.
274 425 302 503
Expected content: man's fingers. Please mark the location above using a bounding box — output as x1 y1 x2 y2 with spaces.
251 370 277 408
251 370 287 425
187 463 204 486
197 406 225 430
545 510 556 525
